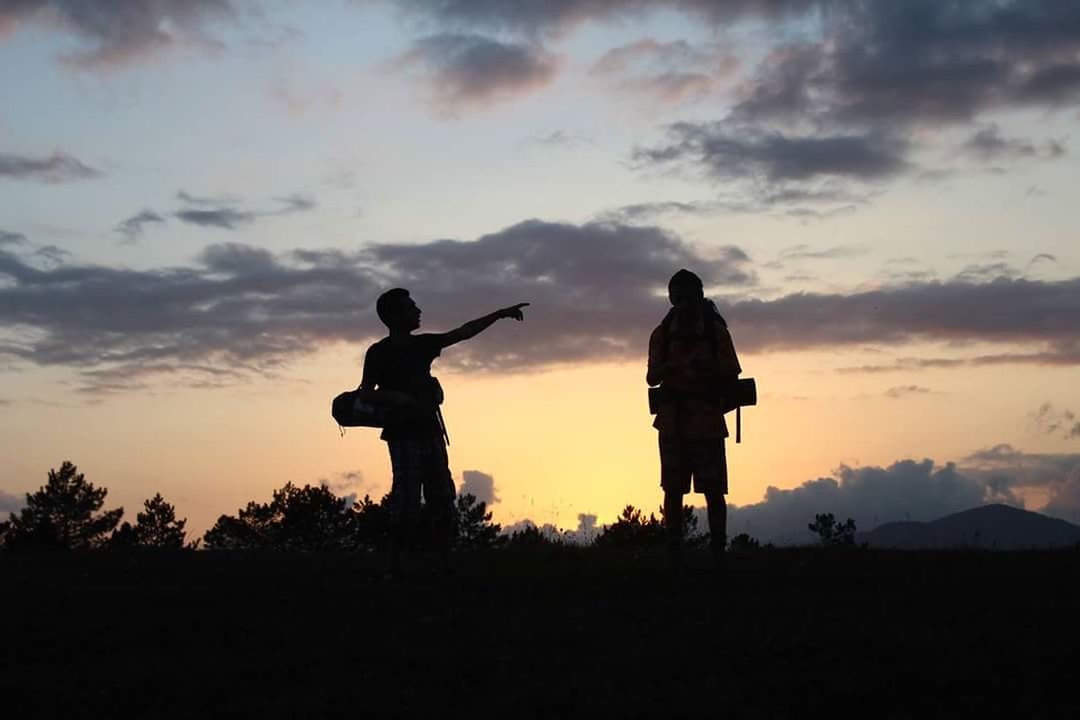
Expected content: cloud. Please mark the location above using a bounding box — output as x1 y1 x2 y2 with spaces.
0 219 751 391
502 511 600 544
961 125 1065 162
883 385 932 399
0 0 235 68
177 190 237 207
0 489 23 514
637 123 910 183
590 38 736 106
1029 403 1079 439
172 192 315 230
962 444 1080 522
115 210 166 244
395 33 558 113
0 230 27 246
728 459 1008 544
0 151 101 183
175 207 256 230
2 219 1079 393
320 469 373 509
393 0 819 36
459 469 498 505
730 3 1080 128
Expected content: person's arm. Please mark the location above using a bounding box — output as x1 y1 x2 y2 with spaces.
436 303 529 349
646 327 666 387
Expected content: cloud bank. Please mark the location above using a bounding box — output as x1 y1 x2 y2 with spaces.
1 219 1077 392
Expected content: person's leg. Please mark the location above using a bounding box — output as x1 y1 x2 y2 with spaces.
387 439 422 576
664 488 685 549
660 434 690 567
704 490 727 563
422 435 457 574
699 439 729 569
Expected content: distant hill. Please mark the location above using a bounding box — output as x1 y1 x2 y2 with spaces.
861 504 1080 550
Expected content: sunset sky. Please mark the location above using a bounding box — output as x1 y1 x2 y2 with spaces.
2 1 1079 543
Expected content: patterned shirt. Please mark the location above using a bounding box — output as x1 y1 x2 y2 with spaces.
648 310 741 439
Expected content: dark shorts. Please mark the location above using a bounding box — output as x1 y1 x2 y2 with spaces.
387 434 456 516
659 435 728 495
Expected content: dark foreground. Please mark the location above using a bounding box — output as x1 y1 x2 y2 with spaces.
3 548 1078 718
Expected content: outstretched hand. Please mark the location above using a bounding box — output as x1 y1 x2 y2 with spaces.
499 303 530 321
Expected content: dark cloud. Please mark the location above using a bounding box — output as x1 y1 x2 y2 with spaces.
459 469 497 504
961 125 1065 162
2 219 1079 393
728 458 1010 545
393 0 820 36
0 220 750 391
883 385 932 399
0 230 27 246
0 488 23 514
838 347 1080 374
396 33 557 112
962 444 1080 522
172 192 314 230
175 207 256 230
177 190 238 207
273 194 316 214
115 210 166 244
730 276 1080 361
0 0 235 67
637 124 909 183
0 151 101 183
731 2 1080 128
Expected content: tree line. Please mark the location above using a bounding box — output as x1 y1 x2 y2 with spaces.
0 461 858 551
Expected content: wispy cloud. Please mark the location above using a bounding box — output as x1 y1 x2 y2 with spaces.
0 152 101 183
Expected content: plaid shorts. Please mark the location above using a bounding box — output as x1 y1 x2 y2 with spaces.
387 434 456 516
659 434 728 495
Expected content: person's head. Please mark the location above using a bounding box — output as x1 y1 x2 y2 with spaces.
667 268 705 311
376 288 421 331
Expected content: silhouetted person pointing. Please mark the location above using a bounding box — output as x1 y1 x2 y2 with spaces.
358 289 528 575
648 269 741 569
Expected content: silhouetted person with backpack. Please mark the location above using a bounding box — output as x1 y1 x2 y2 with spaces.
647 269 741 569
358 289 528 575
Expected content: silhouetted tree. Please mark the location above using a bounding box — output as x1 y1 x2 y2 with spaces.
0 519 10 548
729 533 761 552
595 504 702 548
111 493 196 549
454 493 504 550
203 483 355 551
505 523 564 547
4 461 122 550
808 513 857 547
352 493 394 551
594 505 666 547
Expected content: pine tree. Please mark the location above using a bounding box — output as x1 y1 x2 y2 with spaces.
112 493 194 549
5 461 123 550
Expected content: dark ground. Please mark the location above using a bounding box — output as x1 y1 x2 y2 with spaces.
3 547 1078 718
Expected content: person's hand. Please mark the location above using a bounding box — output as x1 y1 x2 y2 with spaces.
499 303 530 321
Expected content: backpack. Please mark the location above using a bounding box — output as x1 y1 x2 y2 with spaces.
651 302 757 442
